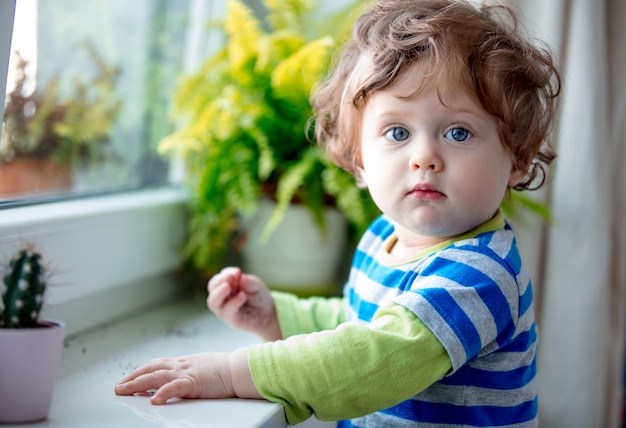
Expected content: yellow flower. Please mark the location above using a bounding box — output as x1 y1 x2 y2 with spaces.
266 0 315 31
225 0 263 73
271 35 334 102
256 31 304 73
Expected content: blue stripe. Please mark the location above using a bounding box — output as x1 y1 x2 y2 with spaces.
370 268 411 290
519 279 534 317
504 245 522 276
352 249 408 290
419 287 482 358
439 359 537 389
368 215 394 238
347 287 378 322
474 283 515 347
498 325 537 353
351 249 374 273
382 397 537 426
475 229 497 247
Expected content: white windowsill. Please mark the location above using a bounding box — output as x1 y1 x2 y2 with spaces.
0 186 189 337
4 297 287 428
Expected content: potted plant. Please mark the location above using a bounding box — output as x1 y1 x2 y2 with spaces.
0 247 65 423
159 0 378 290
0 44 121 199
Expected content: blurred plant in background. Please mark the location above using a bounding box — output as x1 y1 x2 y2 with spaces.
159 0 377 276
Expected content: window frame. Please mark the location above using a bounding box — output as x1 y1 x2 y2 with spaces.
0 1 15 116
0 1 189 338
0 188 188 338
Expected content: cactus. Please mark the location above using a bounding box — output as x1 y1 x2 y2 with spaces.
0 248 47 329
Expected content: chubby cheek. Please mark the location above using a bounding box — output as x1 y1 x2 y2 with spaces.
459 171 509 215
358 161 393 208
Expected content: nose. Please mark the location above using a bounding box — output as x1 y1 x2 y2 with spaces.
409 137 443 172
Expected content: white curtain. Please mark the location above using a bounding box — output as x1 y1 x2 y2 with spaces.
512 1 626 427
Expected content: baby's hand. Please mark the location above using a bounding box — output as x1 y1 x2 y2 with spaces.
207 267 282 341
114 353 233 404
114 350 261 403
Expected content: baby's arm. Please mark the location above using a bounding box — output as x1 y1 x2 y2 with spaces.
250 303 451 424
114 348 261 404
271 291 346 337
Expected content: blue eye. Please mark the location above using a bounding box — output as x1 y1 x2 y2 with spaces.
445 127 471 142
385 127 410 142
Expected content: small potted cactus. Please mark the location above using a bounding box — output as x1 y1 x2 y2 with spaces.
0 247 65 424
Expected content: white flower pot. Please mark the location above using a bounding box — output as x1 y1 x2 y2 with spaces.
0 320 65 423
242 199 347 295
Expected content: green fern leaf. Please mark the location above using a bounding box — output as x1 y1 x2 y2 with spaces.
260 148 321 241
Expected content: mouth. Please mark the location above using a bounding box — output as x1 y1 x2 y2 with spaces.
408 184 445 201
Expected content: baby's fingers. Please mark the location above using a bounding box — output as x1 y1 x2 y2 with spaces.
150 377 195 405
114 373 160 396
210 286 247 320
207 281 238 312
115 360 174 395
207 267 241 294
117 358 165 383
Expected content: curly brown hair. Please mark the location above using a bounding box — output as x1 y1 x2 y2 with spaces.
312 0 561 191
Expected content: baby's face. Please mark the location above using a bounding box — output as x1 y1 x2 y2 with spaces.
358 62 524 253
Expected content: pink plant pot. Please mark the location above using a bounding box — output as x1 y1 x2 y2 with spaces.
0 320 65 423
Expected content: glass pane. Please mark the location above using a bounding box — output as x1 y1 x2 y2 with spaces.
0 0 198 203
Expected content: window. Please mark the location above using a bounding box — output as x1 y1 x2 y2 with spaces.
0 0 213 203
0 0 227 337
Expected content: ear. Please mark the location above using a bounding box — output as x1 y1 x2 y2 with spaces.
508 165 526 188
355 167 368 189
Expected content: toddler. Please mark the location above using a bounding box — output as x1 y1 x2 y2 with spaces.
115 0 560 426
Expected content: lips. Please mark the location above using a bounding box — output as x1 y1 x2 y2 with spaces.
408 183 445 200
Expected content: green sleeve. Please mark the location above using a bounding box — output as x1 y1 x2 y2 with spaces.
249 302 451 425
271 291 346 338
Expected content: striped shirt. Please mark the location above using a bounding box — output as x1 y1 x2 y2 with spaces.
340 212 538 427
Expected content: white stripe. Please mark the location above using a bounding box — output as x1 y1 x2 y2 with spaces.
487 227 515 259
